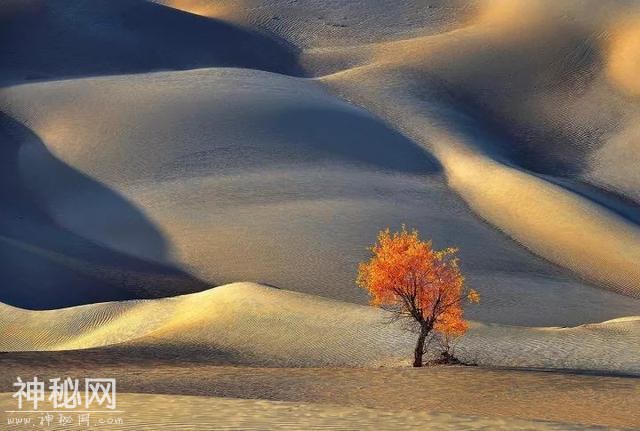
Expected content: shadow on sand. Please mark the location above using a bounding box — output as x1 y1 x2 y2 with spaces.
0 0 303 84
0 113 210 309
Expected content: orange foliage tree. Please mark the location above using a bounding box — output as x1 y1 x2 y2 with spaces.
357 227 479 367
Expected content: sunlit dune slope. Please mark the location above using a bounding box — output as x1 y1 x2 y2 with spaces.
1 283 638 373
0 283 415 366
157 0 244 19
303 0 640 297
2 68 637 325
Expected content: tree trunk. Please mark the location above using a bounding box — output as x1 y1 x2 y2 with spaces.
413 325 429 367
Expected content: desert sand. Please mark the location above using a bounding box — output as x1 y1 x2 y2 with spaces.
0 392 625 430
1 355 639 428
0 283 638 374
2 283 638 428
1 0 640 429
0 0 638 323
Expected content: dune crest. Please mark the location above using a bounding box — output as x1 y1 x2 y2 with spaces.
160 0 241 19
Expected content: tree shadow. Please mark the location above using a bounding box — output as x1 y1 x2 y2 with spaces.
0 112 210 310
0 0 303 84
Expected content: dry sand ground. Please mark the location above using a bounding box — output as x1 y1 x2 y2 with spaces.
0 393 625 430
0 361 638 429
2 1 640 429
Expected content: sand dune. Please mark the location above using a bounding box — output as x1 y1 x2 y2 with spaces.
0 283 416 366
2 66 638 325
1 0 639 325
1 283 638 374
309 0 640 297
0 0 301 84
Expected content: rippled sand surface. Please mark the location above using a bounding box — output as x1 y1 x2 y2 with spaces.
1 363 638 430
0 394 615 431
1 283 639 374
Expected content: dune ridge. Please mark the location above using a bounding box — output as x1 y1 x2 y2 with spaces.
1 283 638 374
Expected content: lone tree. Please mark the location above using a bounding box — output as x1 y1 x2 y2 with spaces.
357 227 479 367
